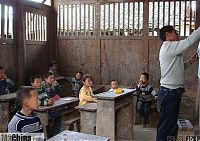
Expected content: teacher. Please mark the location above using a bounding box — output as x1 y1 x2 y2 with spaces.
156 25 200 141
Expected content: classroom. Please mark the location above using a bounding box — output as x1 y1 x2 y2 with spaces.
0 0 200 141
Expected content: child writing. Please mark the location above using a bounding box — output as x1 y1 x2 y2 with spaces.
0 65 14 95
8 86 43 133
136 73 157 127
79 74 96 106
66 72 83 97
42 72 62 102
108 80 119 92
31 75 53 106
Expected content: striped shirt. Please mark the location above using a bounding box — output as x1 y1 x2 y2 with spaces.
136 84 157 101
8 112 43 133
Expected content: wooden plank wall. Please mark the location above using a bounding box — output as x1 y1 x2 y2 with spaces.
55 0 200 90
0 0 53 86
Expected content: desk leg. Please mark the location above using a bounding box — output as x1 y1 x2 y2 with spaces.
96 100 115 140
80 111 96 135
36 112 48 138
116 102 133 140
0 102 9 132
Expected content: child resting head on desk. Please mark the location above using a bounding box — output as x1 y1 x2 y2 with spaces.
0 65 14 95
79 74 97 106
8 86 44 133
31 75 54 106
42 71 62 102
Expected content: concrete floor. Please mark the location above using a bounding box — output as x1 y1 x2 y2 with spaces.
133 125 156 141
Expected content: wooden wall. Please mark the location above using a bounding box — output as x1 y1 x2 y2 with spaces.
55 0 200 89
0 0 54 86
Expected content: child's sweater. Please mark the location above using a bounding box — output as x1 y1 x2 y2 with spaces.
136 84 157 102
66 77 82 94
0 78 14 95
159 27 200 89
79 86 96 105
8 111 43 133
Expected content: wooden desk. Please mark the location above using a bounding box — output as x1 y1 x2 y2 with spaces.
47 130 109 141
36 97 79 137
92 85 105 94
0 93 17 131
94 89 135 140
76 103 97 135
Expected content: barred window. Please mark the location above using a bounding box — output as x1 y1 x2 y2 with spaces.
100 2 144 36
0 4 14 39
25 12 47 41
149 1 196 36
57 4 96 36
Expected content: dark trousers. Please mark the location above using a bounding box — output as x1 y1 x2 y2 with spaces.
156 86 184 141
47 111 62 138
137 100 151 124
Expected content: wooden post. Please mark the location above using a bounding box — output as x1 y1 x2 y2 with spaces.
16 0 26 86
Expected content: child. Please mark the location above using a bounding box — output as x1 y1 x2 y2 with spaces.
31 75 53 106
136 73 157 127
8 86 43 133
66 72 83 97
42 72 62 102
108 80 119 91
42 71 62 138
79 74 96 106
48 62 65 81
0 66 14 95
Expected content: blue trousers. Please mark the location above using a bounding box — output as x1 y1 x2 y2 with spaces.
156 86 184 141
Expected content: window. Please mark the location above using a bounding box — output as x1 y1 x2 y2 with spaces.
28 0 51 6
25 12 47 41
57 4 96 36
149 1 196 36
0 4 14 39
100 2 144 36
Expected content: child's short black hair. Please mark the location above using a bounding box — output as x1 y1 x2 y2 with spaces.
111 80 118 83
141 72 149 80
43 71 53 79
31 75 42 83
17 86 36 106
0 66 4 70
159 25 176 41
82 74 93 82
77 72 83 76
48 61 57 69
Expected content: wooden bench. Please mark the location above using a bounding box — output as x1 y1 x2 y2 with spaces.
63 117 80 132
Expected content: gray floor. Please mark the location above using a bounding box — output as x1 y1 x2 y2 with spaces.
133 125 156 141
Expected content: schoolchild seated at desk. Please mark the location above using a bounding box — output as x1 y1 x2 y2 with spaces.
7 86 44 133
0 65 14 95
79 74 97 106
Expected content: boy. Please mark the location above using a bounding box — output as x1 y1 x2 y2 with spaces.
42 72 62 101
136 73 157 127
66 72 83 97
8 86 43 133
42 71 62 138
157 26 200 141
79 74 96 106
108 80 119 92
0 66 14 95
31 75 53 106
48 62 65 81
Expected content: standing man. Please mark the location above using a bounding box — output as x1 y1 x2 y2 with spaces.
157 25 200 141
